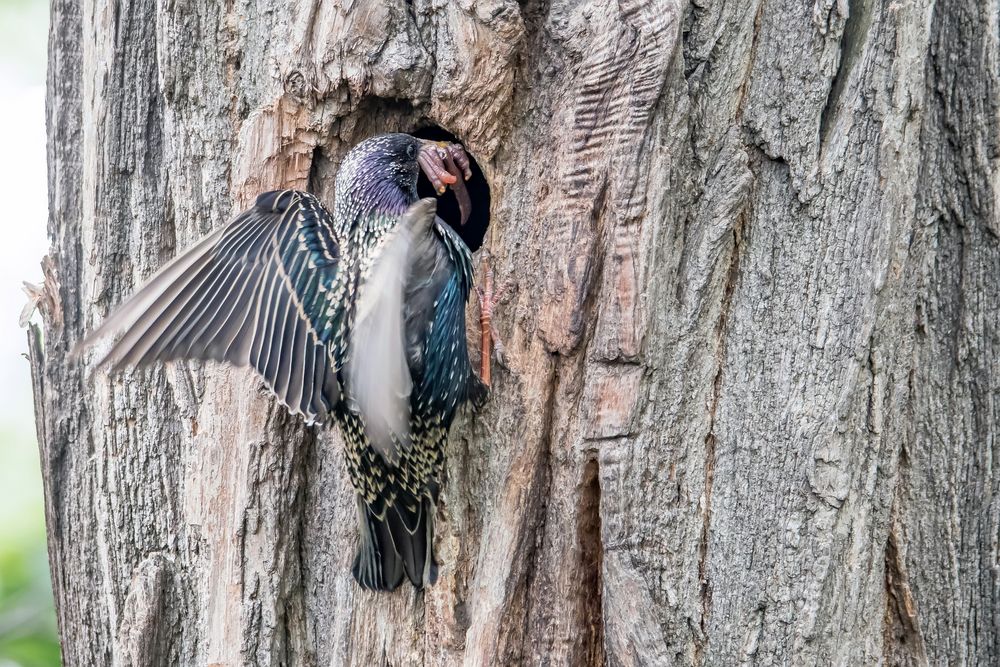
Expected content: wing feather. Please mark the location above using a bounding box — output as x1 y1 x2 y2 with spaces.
79 190 343 422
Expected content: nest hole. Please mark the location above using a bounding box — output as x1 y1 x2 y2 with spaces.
412 125 491 252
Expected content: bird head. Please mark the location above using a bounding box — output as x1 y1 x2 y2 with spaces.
335 133 471 220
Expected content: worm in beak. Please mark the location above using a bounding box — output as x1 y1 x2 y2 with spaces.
418 140 473 226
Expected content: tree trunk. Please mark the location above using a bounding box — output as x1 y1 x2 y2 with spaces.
31 0 998 664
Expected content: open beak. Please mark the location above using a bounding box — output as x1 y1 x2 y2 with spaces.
417 139 473 226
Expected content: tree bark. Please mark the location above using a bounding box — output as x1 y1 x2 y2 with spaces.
31 0 998 665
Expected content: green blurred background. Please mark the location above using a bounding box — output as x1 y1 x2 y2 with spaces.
0 0 62 665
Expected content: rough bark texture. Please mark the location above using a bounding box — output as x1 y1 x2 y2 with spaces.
32 0 998 665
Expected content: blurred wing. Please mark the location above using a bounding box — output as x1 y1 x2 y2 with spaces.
80 190 345 422
346 198 437 464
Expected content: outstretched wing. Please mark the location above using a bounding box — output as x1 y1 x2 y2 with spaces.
80 189 345 422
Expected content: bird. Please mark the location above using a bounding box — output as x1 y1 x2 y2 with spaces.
78 132 491 591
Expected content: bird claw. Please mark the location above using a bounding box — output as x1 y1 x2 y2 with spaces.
491 322 509 369
491 281 514 307
478 280 511 370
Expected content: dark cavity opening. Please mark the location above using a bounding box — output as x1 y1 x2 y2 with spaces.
578 458 606 664
412 125 491 252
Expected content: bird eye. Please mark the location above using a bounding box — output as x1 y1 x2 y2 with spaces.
407 143 417 159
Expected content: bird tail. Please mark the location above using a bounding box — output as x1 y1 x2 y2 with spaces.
352 495 438 591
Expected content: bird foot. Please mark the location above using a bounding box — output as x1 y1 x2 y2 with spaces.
475 253 513 387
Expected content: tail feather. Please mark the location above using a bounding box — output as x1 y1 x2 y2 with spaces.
352 496 438 591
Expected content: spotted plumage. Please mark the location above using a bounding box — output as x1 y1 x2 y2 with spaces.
80 132 485 591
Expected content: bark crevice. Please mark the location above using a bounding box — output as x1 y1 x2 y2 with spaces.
577 456 605 666
818 0 874 145
883 519 928 664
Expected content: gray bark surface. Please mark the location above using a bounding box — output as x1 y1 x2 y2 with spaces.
31 0 998 665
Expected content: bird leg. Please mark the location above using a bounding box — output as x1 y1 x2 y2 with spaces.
475 253 512 387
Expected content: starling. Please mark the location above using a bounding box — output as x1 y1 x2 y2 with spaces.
80 133 488 591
